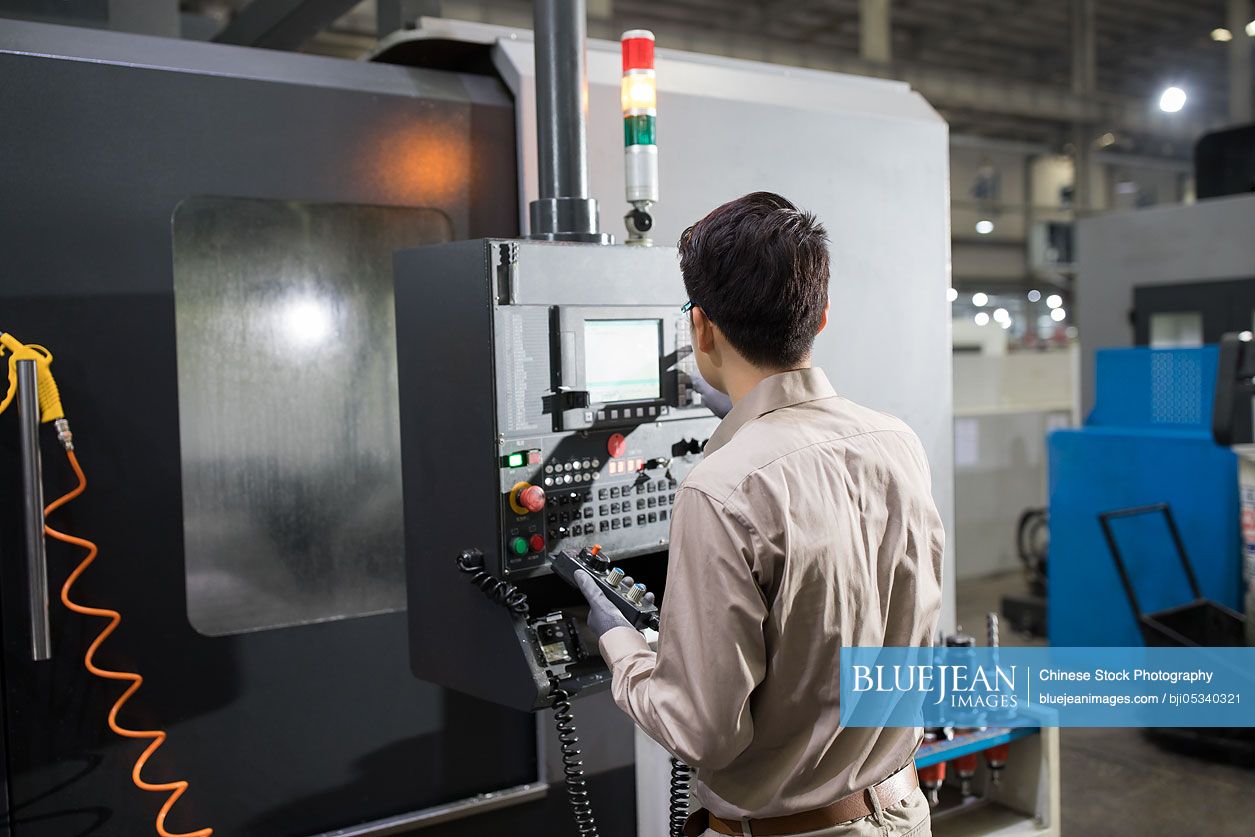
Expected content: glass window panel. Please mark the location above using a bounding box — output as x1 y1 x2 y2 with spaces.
173 197 452 635
1149 311 1203 349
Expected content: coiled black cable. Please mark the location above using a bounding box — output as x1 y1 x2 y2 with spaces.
454 550 598 835
551 682 599 836
455 549 530 617
668 757 693 837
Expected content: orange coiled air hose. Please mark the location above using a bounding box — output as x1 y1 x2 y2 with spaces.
43 448 213 837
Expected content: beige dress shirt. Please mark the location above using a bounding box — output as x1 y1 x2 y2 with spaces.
600 367 944 819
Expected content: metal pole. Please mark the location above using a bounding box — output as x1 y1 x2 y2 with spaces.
528 0 610 243
1228 0 1252 124
858 0 891 65
17 359 51 662
1069 0 1095 215
535 0 588 202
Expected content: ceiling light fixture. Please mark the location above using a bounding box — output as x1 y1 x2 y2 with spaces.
1158 86 1187 113
1211 27 1233 42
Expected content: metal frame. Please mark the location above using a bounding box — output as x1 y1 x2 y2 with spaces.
213 0 365 50
306 782 548 836
1097 502 1200 624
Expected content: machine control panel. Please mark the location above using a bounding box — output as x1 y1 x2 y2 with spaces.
498 420 708 576
395 238 719 709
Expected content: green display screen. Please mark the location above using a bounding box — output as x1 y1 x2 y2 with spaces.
585 319 661 403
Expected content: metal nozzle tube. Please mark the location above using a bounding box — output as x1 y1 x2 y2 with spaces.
17 359 51 662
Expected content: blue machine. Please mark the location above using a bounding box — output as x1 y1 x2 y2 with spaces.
1049 347 1242 646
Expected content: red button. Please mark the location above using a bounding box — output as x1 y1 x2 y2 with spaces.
529 534 546 553
607 433 627 458
519 484 547 513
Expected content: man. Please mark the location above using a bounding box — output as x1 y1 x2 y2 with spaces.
576 191 944 837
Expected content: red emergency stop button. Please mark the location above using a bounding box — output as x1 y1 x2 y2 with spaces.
519 485 546 512
509 481 547 515
529 534 546 553
607 433 626 458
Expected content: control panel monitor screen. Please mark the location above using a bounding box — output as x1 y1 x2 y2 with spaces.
584 319 662 403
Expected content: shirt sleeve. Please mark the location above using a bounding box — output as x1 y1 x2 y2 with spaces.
598 486 768 770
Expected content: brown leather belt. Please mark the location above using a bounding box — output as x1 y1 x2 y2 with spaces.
684 762 919 837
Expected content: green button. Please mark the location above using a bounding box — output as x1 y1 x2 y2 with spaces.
510 537 529 555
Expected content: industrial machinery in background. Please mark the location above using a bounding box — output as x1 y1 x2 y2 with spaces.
1213 331 1255 649
1049 347 1242 648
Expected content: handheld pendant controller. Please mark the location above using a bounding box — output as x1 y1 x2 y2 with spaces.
548 545 661 631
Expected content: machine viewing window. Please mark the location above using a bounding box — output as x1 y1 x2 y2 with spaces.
584 319 662 403
173 196 452 636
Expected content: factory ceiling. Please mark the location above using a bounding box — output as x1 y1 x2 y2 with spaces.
187 0 1248 157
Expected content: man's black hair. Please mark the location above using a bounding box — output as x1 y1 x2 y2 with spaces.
678 191 829 369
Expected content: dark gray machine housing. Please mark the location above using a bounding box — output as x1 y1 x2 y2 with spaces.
395 240 719 710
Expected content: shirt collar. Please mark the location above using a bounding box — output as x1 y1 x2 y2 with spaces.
703 367 837 456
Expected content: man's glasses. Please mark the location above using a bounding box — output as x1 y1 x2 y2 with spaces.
680 300 694 313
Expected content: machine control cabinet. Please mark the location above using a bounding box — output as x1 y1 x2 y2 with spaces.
395 239 719 709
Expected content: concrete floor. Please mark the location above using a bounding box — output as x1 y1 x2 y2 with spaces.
957 571 1255 836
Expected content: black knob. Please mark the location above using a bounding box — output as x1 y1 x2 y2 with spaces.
579 546 610 573
671 438 704 457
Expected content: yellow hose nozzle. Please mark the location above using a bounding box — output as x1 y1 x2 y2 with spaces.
0 331 67 424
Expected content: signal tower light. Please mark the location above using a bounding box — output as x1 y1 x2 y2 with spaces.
622 30 657 245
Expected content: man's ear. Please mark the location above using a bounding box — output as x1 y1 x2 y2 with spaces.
692 307 718 354
816 299 830 335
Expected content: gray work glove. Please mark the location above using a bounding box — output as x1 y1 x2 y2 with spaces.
690 370 733 419
574 570 655 639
